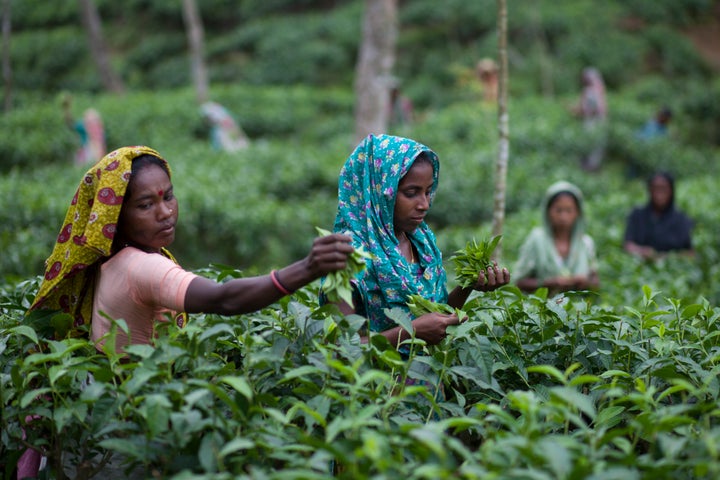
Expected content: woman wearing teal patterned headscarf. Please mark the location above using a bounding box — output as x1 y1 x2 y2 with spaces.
332 134 510 350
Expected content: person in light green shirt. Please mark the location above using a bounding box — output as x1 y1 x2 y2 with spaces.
513 181 599 295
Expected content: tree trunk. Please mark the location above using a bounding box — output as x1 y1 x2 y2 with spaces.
532 0 554 98
491 0 509 260
78 0 124 94
353 0 398 145
181 0 209 104
1 0 11 112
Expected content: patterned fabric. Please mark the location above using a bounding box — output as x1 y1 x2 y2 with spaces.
333 134 447 335
28 146 183 334
513 181 598 283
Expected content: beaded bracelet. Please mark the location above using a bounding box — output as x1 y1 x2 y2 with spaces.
270 270 293 296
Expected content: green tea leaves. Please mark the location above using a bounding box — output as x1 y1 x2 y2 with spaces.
406 294 455 316
315 226 373 307
451 235 502 288
406 294 465 320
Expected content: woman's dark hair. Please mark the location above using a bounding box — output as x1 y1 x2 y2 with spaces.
132 154 168 177
547 190 581 213
413 151 433 166
111 154 170 254
648 171 674 191
124 154 169 199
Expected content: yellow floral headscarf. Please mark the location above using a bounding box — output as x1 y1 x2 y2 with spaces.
29 145 179 334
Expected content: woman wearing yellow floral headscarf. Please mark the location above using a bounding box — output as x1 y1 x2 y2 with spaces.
29 145 355 352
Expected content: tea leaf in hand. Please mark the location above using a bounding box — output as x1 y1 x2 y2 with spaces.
315 226 373 307
407 294 451 316
451 235 502 288
406 294 462 317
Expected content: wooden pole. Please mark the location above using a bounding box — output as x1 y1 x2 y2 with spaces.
491 0 509 260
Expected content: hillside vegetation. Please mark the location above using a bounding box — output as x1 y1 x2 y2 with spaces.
2 0 718 282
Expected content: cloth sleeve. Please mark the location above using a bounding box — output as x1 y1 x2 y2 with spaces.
127 253 197 312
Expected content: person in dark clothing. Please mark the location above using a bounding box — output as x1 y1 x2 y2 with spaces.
623 171 694 260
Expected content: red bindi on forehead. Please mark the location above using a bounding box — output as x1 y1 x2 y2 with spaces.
158 189 164 197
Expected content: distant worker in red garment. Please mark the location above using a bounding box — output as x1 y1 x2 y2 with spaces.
571 67 608 172
62 93 107 166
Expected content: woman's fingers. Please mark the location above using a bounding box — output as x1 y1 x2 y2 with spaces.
475 264 510 290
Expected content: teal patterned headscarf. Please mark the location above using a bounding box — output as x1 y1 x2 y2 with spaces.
333 134 447 333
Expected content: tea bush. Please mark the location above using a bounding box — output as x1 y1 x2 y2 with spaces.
2 86 717 292
8 27 92 92
4 269 720 478
0 102 76 170
8 1 719 113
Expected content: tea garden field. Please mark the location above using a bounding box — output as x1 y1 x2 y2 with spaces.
2 82 720 478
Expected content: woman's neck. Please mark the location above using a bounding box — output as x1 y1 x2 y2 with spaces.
396 230 416 264
114 238 160 254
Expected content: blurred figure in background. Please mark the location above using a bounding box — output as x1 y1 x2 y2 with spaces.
571 67 608 172
476 57 499 105
389 81 415 127
200 101 250 152
514 181 600 295
624 107 674 178
637 106 673 141
62 94 107 166
623 171 694 260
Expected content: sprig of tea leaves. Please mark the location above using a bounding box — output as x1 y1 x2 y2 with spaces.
406 294 466 320
451 235 502 288
315 226 373 306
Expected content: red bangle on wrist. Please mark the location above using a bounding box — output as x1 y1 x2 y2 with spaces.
270 270 293 296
